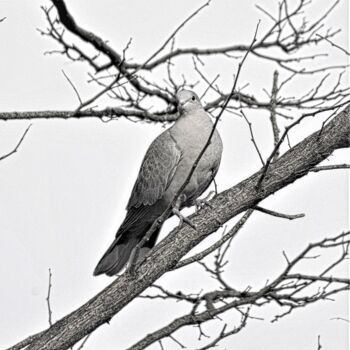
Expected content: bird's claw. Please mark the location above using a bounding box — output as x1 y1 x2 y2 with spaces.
172 207 197 230
195 191 215 212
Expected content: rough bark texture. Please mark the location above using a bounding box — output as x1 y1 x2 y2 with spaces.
27 106 349 350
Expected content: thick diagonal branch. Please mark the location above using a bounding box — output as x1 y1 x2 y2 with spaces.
22 105 350 350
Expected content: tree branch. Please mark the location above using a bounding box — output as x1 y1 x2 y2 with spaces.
0 109 178 123
128 230 349 349
50 0 174 104
0 124 32 162
269 70 280 159
15 105 349 350
254 206 305 220
309 164 350 172
174 209 254 270
46 268 53 326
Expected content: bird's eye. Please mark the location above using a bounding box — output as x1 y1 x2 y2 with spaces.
191 96 196 101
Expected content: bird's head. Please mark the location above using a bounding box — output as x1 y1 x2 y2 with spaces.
176 90 202 113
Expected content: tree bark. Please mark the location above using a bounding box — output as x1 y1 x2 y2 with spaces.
25 106 350 350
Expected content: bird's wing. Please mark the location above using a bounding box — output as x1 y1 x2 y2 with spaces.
127 129 182 209
190 165 219 203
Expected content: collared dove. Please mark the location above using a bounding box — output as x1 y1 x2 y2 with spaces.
94 90 223 276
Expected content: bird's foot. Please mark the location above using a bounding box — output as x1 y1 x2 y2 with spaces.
126 260 137 276
195 191 215 212
172 207 197 230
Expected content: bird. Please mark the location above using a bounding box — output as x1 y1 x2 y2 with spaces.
93 89 223 276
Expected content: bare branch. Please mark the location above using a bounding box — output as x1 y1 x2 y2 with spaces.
269 70 280 159
142 0 211 69
128 231 349 349
309 164 350 172
2 1 349 348
318 335 322 350
75 334 91 350
49 0 173 103
175 209 254 269
61 70 82 104
168 335 186 349
316 34 350 56
254 206 305 220
46 268 53 326
74 75 121 114
195 311 249 350
256 101 350 189
241 110 265 166
0 124 32 162
0 109 179 123
25 0 348 125
330 317 350 323
15 105 350 350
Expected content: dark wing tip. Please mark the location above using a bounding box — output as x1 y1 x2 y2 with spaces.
93 265 103 276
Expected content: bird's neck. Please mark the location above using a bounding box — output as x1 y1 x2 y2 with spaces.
170 108 214 145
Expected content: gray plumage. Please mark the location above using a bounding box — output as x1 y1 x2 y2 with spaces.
94 90 223 276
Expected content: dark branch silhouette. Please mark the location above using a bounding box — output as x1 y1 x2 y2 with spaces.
1 0 349 349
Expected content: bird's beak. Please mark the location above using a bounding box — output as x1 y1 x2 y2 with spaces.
178 98 191 107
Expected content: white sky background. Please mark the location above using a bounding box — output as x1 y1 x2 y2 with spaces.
0 0 349 349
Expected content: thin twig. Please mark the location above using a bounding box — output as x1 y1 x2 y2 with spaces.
330 317 350 323
316 34 350 56
241 110 265 166
169 335 186 349
174 209 254 269
142 0 211 69
270 70 280 160
46 268 53 326
74 75 121 114
254 206 305 220
75 334 91 350
62 69 82 104
200 74 220 100
195 311 249 350
309 164 350 172
0 124 32 162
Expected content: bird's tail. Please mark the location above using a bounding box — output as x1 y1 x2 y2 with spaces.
93 234 137 276
93 227 160 276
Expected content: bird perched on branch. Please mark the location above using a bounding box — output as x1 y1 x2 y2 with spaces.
94 90 223 276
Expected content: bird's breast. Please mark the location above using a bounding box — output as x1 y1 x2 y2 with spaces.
165 113 223 201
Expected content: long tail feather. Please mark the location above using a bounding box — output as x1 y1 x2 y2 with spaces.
93 226 161 276
93 236 138 276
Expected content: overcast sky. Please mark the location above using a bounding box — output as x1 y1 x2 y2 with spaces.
0 0 348 349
